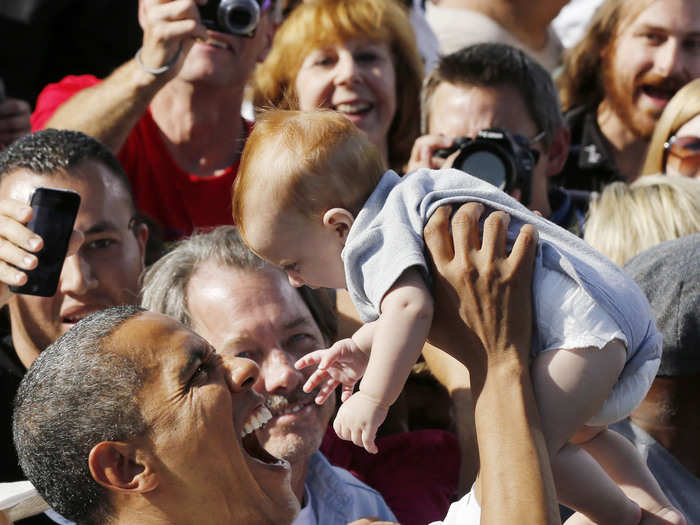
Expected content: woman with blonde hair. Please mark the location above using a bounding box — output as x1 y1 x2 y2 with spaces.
584 174 700 266
640 78 700 179
251 0 423 172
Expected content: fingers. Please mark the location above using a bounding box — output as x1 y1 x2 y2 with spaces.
0 200 44 287
508 223 538 278
362 427 378 454
424 205 454 267
450 202 485 256
294 349 325 370
302 368 328 394
480 210 510 260
314 379 339 405
340 383 354 402
140 0 207 69
406 134 454 172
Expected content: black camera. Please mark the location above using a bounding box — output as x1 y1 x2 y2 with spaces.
198 0 265 38
434 128 541 206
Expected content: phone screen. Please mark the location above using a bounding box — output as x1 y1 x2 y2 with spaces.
9 187 81 297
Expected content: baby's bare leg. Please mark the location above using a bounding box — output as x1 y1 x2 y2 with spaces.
532 341 641 524
577 428 685 525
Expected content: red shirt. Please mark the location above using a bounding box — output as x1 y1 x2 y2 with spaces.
321 427 460 525
32 75 247 241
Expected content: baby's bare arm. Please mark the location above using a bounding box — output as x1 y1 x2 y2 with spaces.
358 267 434 407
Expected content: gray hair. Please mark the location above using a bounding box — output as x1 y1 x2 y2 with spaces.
141 226 337 343
421 43 564 147
13 305 148 525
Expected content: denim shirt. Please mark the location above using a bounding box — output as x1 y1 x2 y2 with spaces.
294 452 396 525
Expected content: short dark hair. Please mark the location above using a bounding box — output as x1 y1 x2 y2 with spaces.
13 305 149 525
421 43 564 147
0 129 133 207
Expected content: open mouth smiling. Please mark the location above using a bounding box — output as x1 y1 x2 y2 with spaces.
333 101 373 116
195 36 233 52
240 405 285 465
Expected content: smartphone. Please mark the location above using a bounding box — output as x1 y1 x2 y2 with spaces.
9 187 81 297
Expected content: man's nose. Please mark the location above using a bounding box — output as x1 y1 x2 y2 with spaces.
225 356 260 393
261 348 304 393
58 253 98 295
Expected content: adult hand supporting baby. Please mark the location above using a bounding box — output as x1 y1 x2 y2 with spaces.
424 202 560 525
424 202 537 397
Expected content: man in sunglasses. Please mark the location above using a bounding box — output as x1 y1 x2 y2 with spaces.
29 0 280 241
408 43 586 234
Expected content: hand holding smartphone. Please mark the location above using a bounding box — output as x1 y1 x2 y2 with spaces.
9 187 81 297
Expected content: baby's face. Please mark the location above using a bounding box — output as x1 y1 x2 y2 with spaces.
243 211 347 290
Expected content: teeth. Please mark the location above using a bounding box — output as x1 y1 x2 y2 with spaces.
241 406 272 437
196 37 229 50
335 102 372 114
208 40 228 49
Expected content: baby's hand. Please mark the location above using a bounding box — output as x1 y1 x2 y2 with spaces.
295 338 369 405
333 392 389 454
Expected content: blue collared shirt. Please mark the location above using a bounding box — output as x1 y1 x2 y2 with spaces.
293 452 396 524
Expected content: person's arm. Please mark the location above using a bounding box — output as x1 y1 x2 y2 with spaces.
333 268 433 453
424 203 559 525
360 267 434 408
41 0 207 152
422 343 479 496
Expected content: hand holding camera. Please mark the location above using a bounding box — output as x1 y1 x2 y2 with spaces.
408 128 541 206
197 0 269 37
137 0 209 77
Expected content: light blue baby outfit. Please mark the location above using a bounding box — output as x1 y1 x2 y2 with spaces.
342 169 661 425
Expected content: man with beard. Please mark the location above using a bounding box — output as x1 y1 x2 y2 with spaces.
140 226 397 524
557 0 700 191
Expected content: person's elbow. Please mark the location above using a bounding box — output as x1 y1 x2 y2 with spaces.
387 290 434 323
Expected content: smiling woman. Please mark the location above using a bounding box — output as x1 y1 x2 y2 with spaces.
252 0 423 172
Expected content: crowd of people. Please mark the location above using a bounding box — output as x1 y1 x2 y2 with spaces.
1 0 699 524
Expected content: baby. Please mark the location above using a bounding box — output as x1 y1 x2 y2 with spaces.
233 109 682 524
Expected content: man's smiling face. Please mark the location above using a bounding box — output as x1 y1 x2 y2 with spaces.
186 263 335 465
602 0 700 139
112 311 299 524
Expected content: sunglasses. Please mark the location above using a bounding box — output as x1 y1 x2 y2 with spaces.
662 135 700 178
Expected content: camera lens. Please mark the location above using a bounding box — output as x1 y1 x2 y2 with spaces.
457 151 508 190
219 0 260 36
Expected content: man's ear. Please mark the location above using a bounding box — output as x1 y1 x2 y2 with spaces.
322 208 354 242
133 221 149 268
89 441 158 494
543 126 571 177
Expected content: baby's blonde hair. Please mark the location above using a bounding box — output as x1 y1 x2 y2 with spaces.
233 109 387 237
584 175 700 266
